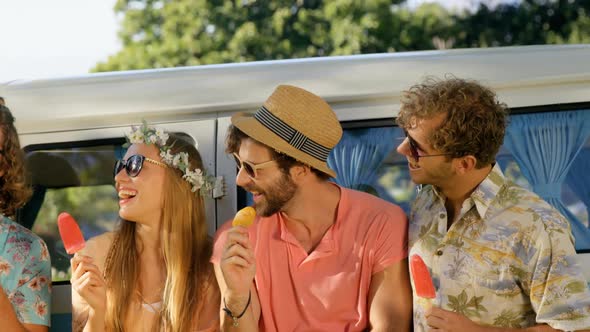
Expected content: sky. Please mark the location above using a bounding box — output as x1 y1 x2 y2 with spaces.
407 0 518 12
0 0 119 82
0 0 518 83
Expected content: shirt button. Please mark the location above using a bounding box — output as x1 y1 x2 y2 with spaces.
436 249 443 256
439 213 446 219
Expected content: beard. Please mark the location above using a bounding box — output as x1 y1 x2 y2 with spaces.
409 158 455 187
248 172 298 217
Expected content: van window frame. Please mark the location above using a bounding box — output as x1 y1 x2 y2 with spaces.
21 137 126 285
237 102 590 253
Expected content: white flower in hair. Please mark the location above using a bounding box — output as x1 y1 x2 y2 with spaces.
182 153 190 167
160 150 174 164
183 168 205 192
172 154 182 167
127 128 145 144
124 120 214 196
155 128 169 145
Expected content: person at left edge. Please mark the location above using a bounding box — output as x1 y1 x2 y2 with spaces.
0 99 52 332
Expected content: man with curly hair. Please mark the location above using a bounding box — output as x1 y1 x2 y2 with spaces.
0 101 51 332
396 77 590 332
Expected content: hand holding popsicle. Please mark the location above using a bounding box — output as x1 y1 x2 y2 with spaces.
57 212 86 254
60 213 107 315
221 207 257 302
70 254 107 314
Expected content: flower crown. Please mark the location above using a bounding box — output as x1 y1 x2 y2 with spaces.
124 121 214 195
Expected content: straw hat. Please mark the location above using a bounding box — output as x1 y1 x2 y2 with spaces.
231 85 342 178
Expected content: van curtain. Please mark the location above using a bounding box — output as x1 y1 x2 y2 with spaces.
566 148 590 224
328 127 398 196
504 109 590 251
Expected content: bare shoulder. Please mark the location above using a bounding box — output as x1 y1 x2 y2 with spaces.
83 231 116 254
79 231 116 269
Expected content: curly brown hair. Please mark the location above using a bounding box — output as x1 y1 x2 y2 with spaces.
396 76 509 168
225 124 330 180
0 105 32 217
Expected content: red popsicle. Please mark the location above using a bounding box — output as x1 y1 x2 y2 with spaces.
409 254 436 299
57 212 86 254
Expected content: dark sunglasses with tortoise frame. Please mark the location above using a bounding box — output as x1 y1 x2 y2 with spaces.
113 154 167 178
403 130 451 162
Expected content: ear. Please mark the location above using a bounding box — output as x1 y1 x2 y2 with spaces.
289 164 309 182
453 155 477 175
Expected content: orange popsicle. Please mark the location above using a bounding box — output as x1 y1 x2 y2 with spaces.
409 254 436 299
232 206 256 227
57 212 86 254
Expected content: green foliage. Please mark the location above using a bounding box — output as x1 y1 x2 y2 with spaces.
453 0 590 48
96 0 402 71
94 0 590 72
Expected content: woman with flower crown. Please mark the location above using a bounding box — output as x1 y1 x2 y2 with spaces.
70 122 220 332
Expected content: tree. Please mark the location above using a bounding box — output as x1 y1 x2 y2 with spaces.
94 0 434 71
94 0 590 72
452 0 590 47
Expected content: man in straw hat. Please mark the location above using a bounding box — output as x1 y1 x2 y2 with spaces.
212 85 412 331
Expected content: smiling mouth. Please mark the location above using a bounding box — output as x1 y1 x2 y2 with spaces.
118 190 137 199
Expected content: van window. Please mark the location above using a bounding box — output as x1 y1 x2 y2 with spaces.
324 109 590 252
233 110 590 251
19 140 124 282
20 133 202 282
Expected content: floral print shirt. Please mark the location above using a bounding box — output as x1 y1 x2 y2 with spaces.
409 164 590 332
0 215 51 326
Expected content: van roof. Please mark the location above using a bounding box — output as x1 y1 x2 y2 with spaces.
1 44 589 134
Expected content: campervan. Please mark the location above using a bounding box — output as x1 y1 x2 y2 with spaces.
1 44 590 331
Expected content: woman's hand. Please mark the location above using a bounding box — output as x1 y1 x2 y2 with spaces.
70 254 107 316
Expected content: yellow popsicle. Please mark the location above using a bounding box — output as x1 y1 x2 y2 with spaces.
232 206 256 227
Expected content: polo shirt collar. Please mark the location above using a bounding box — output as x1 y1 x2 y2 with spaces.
277 183 344 260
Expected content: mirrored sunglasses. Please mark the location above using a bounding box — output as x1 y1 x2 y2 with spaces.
113 154 167 178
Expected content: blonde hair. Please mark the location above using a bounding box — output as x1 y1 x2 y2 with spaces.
103 134 213 331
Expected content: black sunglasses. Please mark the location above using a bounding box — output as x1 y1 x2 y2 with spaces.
113 154 167 178
404 130 450 162
232 153 277 179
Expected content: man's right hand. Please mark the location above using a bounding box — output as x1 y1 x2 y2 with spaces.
220 226 256 304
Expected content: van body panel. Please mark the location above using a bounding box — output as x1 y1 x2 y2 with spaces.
1 45 589 331
2 45 590 134
216 116 238 230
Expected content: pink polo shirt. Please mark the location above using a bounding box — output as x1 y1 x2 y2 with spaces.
212 185 408 331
